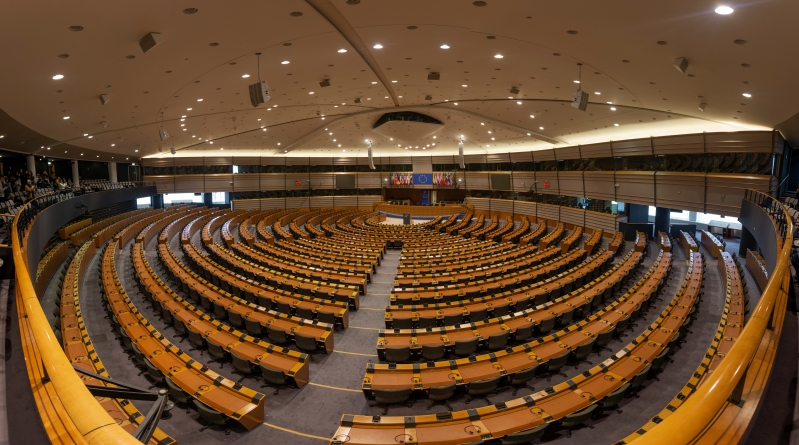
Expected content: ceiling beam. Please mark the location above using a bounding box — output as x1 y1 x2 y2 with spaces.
305 0 399 107
275 104 567 154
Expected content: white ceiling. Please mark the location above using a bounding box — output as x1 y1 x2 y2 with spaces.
0 0 794 161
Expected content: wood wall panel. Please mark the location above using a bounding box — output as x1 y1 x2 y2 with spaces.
334 196 358 207
285 173 309 190
582 171 615 201
310 196 334 208
233 156 260 166
655 172 705 212
260 173 284 191
148 176 174 193
490 199 514 214
510 151 533 163
556 146 581 160
653 134 704 155
537 204 559 222
465 197 490 211
512 172 535 192
533 149 555 161
173 157 203 167
358 195 382 207
464 154 487 164
486 153 510 163
560 207 585 228
585 211 617 233
612 138 652 157
142 158 173 167
357 172 382 188
536 171 559 194
173 175 203 193
204 174 233 192
464 172 489 190
309 173 335 190
615 171 654 206
232 174 259 192
579 142 612 159
204 157 233 166
558 172 584 197
514 201 537 217
705 174 770 217
705 131 774 153
285 197 310 209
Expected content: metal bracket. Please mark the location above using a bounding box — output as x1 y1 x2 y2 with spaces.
72 365 169 444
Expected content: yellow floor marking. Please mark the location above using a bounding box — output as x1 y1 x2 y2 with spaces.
333 349 378 357
357 307 384 311
349 325 381 331
308 382 363 393
261 422 329 441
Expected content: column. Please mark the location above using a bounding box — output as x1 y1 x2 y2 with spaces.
108 161 117 183
654 207 670 235
738 227 758 258
26 155 35 177
71 160 79 187
627 204 650 223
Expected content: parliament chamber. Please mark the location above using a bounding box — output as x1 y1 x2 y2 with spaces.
1 1 799 445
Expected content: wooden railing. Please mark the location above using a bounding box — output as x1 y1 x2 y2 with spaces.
12 196 143 444
636 189 792 444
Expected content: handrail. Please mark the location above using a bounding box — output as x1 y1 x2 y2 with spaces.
12 198 143 443
636 189 792 444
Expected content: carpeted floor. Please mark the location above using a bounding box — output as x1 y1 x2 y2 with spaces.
67 225 732 444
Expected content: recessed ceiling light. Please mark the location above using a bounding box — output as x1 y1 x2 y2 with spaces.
63 116 69 119
527 133 531 136
488 131 492 134
715 6 734 14
337 49 347 53
491 137 495 140
242 74 250 78
183 129 187 131
539 127 544 130
111 144 115 146
220 147 224 150
454 102 458 105
373 44 383 49
480 122 485 125
610 107 617 111
83 133 89 136
606 102 612 104
180 124 185 126
530 115 535 118
742 93 752 97
197 98 203 101
53 74 64 80
462 84 468 87
281 61 290 64
440 44 450 49
0 135 3 138
391 80 397 83
187 108 192 110
88 135 93 138
181 115 186 118
135 149 138 152
614 123 619 126
494 54 504 59
595 92 601 95
309 91 314 94
277 143 281 145
573 80 580 83
517 101 522 104
371 81 378 84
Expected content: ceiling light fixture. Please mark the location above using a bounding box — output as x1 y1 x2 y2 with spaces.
373 44 383 49
573 80 580 83
494 54 504 59
530 115 535 118
517 101 522 104
595 92 601 95
197 98 203 101
614 123 619 126
610 107 617 110
187 107 192 110
53 74 64 80
63 116 69 119
715 5 734 14
281 61 290 64
742 93 752 97
337 49 347 53
606 102 612 104
242 74 250 78
391 80 397 83
539 126 544 130
440 44 450 49
309 91 314 94
462 84 467 87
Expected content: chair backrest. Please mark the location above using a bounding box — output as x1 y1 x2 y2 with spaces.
558 307 575 325
630 363 652 388
511 364 539 384
295 306 315 320
538 315 557 334
514 323 535 341
468 376 500 394
206 339 227 359
488 331 510 349
259 362 287 385
295 332 317 353
192 399 227 426
267 324 288 343
561 404 599 427
231 351 253 374
385 346 411 363
418 316 437 328
188 329 205 347
374 388 412 405
501 423 548 444
429 384 456 400
421 343 446 360
165 378 190 403
454 337 479 355
652 347 671 371
601 382 630 408
492 303 510 317
393 316 414 329
574 337 597 358
548 350 570 370
596 326 616 346
442 313 463 325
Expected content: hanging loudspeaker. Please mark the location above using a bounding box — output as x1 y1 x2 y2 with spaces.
458 139 465 169
368 142 375 170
